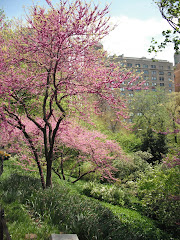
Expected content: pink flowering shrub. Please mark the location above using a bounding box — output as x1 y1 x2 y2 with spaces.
0 118 126 182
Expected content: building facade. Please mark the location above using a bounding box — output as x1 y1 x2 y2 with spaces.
109 55 174 94
174 63 180 92
174 53 180 92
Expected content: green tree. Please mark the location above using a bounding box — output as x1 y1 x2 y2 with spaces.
149 0 180 53
130 90 169 163
165 92 180 144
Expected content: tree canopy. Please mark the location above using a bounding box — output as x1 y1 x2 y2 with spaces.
0 0 139 188
149 0 180 53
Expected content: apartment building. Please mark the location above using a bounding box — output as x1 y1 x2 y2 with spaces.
109 55 174 95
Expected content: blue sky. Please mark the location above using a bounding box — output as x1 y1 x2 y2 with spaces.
0 0 174 63
0 0 161 20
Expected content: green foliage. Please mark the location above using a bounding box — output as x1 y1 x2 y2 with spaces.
137 164 180 236
149 0 180 53
82 182 127 206
130 90 169 163
113 151 151 181
0 157 175 240
140 128 168 163
109 131 142 153
103 203 170 240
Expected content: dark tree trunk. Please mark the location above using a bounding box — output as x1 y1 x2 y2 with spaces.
72 170 95 183
0 207 12 240
22 129 46 189
46 158 52 187
173 119 178 144
0 158 3 176
61 156 66 180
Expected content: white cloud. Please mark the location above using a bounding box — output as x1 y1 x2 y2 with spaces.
101 16 174 63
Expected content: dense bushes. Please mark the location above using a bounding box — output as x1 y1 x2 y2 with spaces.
113 151 151 181
82 159 180 238
137 164 180 235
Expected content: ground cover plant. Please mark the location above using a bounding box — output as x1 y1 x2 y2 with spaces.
0 156 179 240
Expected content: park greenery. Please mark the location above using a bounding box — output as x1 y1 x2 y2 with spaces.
149 0 180 53
0 0 180 239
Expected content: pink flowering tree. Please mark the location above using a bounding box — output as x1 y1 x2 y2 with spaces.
0 0 138 188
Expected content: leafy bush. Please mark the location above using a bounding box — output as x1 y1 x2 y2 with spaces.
113 151 151 182
140 128 168 163
137 164 180 236
82 181 140 209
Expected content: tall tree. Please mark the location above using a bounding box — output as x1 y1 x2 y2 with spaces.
0 0 138 188
129 89 169 163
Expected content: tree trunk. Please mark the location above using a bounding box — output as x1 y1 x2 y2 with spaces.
72 170 95 183
22 129 46 189
46 158 52 187
61 156 65 180
0 158 3 176
37 159 46 190
173 119 178 144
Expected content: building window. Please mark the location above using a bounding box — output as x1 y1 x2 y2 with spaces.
169 83 172 87
152 77 157 80
135 64 140 68
144 76 149 80
144 82 149 86
159 66 163 69
136 69 141 73
159 71 164 75
152 71 156 75
151 65 156 68
168 78 171 81
120 87 125 91
159 77 164 81
137 112 143 116
127 63 132 67
129 93 134 97
152 83 157 86
169 89 172 92
144 70 149 74
160 83 164 86
168 72 171 76
168 66 171 69
143 64 148 68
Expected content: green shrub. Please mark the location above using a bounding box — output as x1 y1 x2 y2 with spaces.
82 181 140 209
137 165 180 236
113 151 151 182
